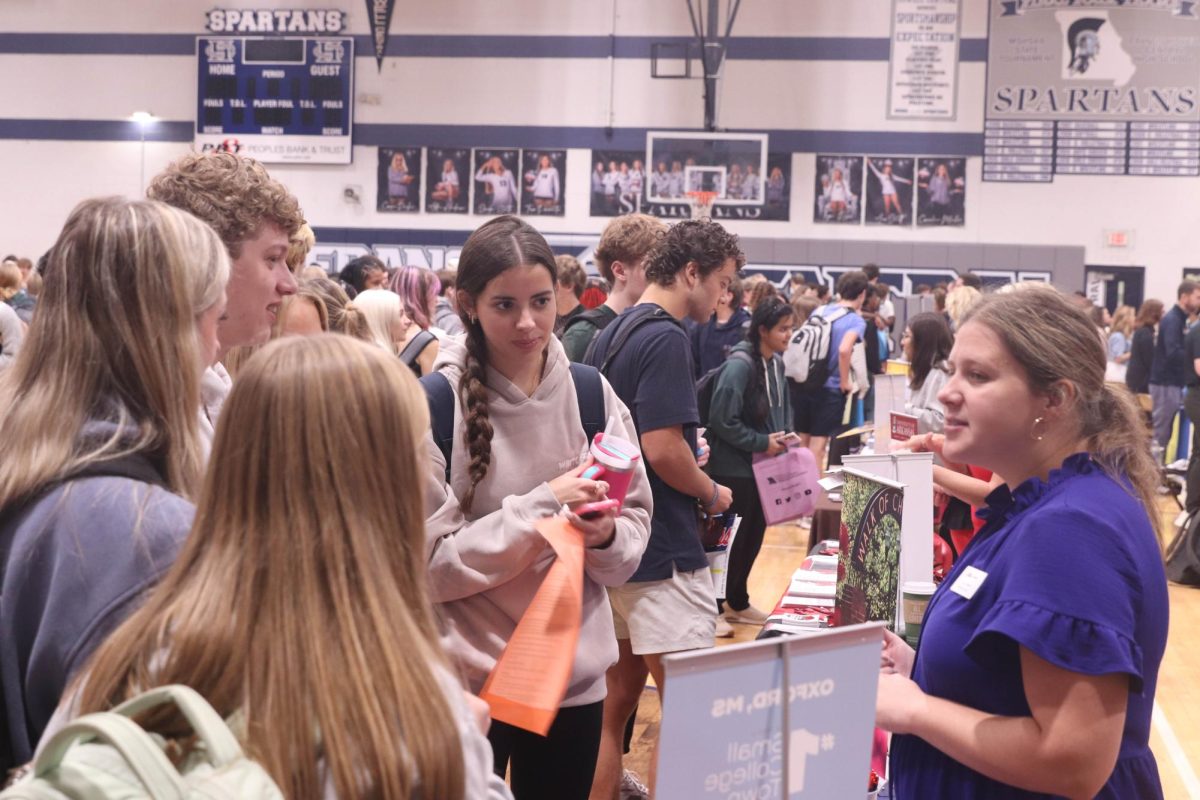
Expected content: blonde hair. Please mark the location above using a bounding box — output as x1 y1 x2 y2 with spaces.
961 285 1160 537
301 275 351 333
78 335 465 799
0 197 227 506
945 285 982 329
789 294 820 326
343 288 404 353
286 222 315 272
277 292 328 335
220 345 260 379
1110 304 1135 338
0 263 21 300
147 151 304 257
24 271 42 298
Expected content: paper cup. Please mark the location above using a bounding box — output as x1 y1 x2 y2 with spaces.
902 581 937 648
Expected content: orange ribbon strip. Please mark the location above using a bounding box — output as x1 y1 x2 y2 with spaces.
480 516 585 736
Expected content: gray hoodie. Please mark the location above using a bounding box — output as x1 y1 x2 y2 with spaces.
422 336 652 706
1 470 193 766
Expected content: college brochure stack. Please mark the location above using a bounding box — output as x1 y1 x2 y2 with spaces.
763 540 839 635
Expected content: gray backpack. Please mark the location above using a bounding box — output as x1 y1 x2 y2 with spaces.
1 685 283 799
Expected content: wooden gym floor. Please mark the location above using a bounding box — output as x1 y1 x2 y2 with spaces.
622 502 1200 798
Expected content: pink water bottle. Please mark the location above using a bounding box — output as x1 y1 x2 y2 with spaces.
580 432 639 508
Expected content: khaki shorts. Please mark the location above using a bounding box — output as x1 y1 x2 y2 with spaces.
609 565 717 655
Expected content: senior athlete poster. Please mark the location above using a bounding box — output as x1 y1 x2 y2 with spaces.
916 157 966 226
863 156 914 226
590 149 792 221
425 147 470 214
814 155 863 225
472 148 521 215
376 147 422 213
590 150 649 217
520 149 567 216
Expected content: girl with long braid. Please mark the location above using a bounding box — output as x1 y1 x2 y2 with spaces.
422 215 651 800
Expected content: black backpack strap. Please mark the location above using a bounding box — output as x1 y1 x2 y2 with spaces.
565 306 615 335
419 372 456 483
399 330 437 367
596 306 678 374
568 363 606 445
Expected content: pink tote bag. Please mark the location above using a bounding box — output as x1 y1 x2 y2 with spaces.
752 443 819 525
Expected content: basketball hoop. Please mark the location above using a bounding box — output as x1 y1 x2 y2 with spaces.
685 190 718 220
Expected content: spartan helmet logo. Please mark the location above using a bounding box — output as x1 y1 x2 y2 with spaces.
1067 18 1104 75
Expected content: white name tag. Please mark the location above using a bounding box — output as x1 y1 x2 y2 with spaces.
950 566 988 600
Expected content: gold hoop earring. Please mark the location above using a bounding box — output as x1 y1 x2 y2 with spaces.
1031 416 1046 442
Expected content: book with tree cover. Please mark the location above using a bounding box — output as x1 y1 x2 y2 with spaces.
834 468 904 629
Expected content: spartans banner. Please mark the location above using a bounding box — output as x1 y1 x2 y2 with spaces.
987 0 1200 121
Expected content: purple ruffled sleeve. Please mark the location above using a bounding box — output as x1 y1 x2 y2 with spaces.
965 599 1146 692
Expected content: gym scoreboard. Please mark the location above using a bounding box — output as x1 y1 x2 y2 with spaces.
195 36 354 164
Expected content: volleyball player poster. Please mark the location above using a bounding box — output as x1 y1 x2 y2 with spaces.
425 147 470 215
472 148 521 216
519 149 567 217
589 150 647 217
376 147 422 213
760 153 791 221
864 157 915 226
916 157 966 226
814 155 864 225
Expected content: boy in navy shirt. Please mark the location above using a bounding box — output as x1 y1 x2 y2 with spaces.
586 219 741 797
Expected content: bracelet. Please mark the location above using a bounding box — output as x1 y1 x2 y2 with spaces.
700 479 720 510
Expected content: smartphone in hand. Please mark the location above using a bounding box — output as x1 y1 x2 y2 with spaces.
574 498 620 520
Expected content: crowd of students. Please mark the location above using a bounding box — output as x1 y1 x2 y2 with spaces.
0 151 1172 800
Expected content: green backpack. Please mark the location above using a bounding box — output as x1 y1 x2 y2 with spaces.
1 685 283 799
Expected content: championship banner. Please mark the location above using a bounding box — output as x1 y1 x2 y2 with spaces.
365 0 396 71
984 0 1200 181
